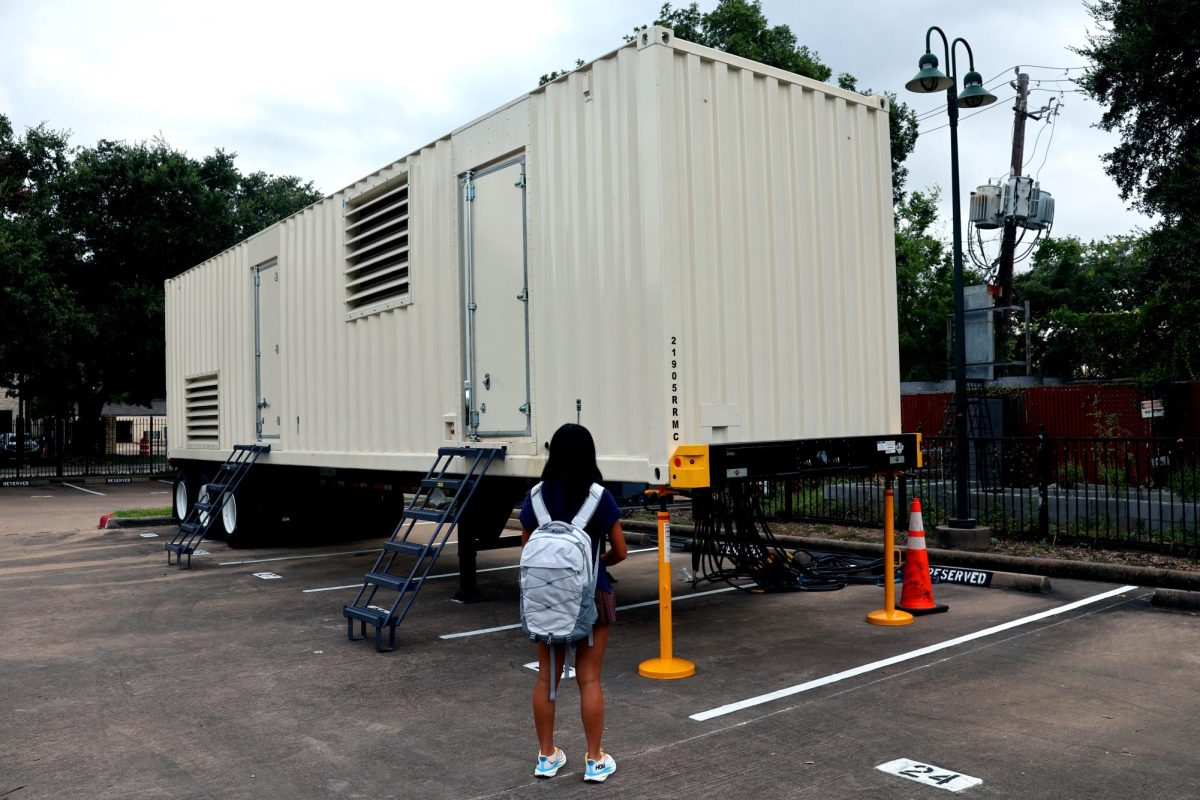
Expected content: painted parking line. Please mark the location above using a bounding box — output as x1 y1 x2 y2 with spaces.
220 549 382 567
62 483 105 496
301 546 660 594
438 581 755 640
690 584 1142 722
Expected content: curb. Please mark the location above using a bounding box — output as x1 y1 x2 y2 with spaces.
1150 588 1200 612
102 515 176 529
618 518 1200 592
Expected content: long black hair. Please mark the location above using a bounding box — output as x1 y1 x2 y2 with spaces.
540 423 604 511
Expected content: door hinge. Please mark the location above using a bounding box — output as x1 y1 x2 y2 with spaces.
468 302 477 311
519 402 530 415
465 183 476 202
514 173 526 188
516 289 528 302
254 273 261 287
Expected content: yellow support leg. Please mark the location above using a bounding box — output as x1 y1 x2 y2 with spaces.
867 486 914 627
638 496 696 679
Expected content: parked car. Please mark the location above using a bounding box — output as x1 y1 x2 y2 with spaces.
0 432 41 458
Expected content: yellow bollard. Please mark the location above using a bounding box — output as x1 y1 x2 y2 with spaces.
866 486 914 627
638 493 696 679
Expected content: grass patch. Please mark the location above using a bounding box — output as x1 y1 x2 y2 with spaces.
111 506 172 519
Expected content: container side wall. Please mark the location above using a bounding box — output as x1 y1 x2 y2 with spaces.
526 45 659 478
661 49 900 453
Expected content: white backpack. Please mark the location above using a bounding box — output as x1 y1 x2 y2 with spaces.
519 482 604 698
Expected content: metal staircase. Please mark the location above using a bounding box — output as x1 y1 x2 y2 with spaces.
342 446 505 652
165 444 270 568
941 380 1002 489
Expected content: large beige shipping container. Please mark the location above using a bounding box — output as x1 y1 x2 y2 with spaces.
165 28 899 538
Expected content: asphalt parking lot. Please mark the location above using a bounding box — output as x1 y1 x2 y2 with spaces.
2 485 1200 799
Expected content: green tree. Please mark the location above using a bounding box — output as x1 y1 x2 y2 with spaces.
646 0 832 81
1074 0 1200 380
0 117 84 417
0 116 322 436
1015 236 1146 380
51 137 322 418
894 189 956 382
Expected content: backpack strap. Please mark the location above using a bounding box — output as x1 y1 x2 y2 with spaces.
530 482 551 527
571 483 605 529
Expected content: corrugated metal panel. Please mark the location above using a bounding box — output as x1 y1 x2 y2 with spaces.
166 28 899 482
902 393 952 435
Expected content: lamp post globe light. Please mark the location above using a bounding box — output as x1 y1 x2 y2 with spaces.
907 27 997 531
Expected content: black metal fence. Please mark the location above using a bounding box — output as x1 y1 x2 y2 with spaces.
774 434 1200 554
0 416 170 480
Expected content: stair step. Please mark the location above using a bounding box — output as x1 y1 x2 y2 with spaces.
403 508 444 523
438 446 505 460
421 477 468 491
164 542 193 555
383 540 439 557
233 444 272 453
179 522 201 535
205 483 228 494
194 502 215 512
342 605 392 626
364 571 416 592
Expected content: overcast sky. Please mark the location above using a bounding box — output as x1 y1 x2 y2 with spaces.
1 0 1153 266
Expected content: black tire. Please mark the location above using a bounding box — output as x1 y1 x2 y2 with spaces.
217 489 258 548
172 469 198 522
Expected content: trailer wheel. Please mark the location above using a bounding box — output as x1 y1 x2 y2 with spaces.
217 491 256 548
171 470 197 522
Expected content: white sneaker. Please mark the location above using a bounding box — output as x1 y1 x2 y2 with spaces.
534 748 567 778
584 752 616 782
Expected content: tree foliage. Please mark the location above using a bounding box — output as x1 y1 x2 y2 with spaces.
1068 0 1200 381
1074 0 1200 221
0 115 321 420
894 189 982 382
1015 236 1146 381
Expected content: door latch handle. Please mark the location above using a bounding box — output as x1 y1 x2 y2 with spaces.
483 373 491 390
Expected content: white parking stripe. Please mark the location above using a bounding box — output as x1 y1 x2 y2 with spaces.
690 584 1141 722
62 483 105 496
220 549 381 566
438 581 754 640
301 547 660 594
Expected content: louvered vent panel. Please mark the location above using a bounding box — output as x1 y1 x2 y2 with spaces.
345 178 410 319
185 373 219 448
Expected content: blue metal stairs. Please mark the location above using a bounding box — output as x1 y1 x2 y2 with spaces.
343 446 505 652
165 444 270 568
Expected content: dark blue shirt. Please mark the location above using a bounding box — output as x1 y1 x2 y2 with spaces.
519 481 621 593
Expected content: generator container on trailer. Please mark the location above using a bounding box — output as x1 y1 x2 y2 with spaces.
164 27 900 538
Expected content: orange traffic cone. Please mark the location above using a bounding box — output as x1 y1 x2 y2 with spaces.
897 499 948 616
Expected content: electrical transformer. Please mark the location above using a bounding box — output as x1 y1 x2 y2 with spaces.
969 184 1004 229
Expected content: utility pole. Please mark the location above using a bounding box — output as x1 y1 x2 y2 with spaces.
994 71 1030 371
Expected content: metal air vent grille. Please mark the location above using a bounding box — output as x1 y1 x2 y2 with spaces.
184 373 219 448
344 178 410 319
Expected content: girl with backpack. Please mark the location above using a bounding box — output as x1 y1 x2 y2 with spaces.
519 423 627 783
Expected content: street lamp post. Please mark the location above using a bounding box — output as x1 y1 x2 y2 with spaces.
906 27 996 529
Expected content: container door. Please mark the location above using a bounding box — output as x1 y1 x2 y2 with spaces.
254 261 281 440
462 158 530 438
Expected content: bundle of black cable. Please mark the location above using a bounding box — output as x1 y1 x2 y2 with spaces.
689 482 884 592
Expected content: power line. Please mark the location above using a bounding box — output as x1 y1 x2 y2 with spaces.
917 95 1015 135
